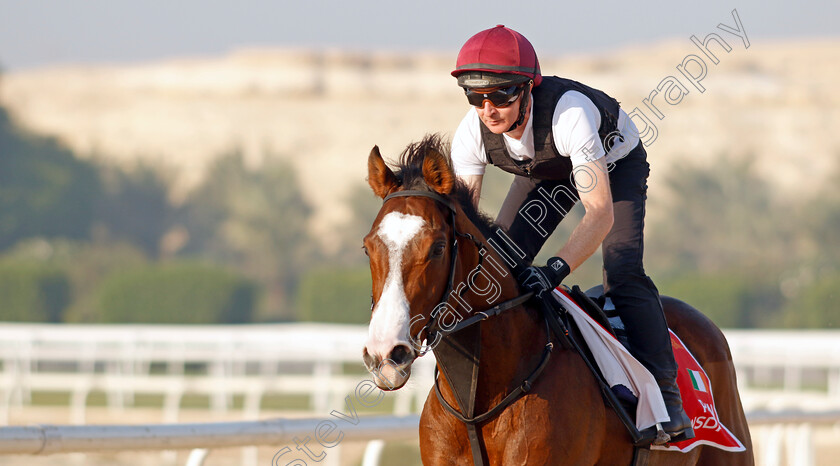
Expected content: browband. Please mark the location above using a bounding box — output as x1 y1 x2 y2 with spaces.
383 190 456 213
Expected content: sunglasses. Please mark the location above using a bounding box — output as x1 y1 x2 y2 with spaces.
464 85 524 108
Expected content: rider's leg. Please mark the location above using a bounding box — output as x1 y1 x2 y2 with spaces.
601 144 694 442
495 175 577 265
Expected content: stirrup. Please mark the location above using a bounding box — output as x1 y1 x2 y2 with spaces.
647 422 695 445
650 424 672 446
664 425 695 444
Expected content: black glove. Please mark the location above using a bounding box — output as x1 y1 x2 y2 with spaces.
518 256 571 297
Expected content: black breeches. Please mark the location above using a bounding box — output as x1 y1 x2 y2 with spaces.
495 144 677 378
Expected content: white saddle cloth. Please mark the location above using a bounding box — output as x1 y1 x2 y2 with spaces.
552 289 670 430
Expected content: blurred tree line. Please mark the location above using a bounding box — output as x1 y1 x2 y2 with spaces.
0 101 312 323
1 94 837 327
312 153 840 329
646 155 840 328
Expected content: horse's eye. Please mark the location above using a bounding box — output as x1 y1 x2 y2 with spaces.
431 242 446 257
362 245 369 257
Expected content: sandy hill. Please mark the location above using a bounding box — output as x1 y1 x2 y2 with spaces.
2 39 838 242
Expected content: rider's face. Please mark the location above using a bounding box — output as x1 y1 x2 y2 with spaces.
473 85 530 136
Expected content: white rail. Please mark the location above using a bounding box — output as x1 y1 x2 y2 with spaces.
746 410 840 466
0 415 420 454
1 324 840 465
725 330 840 413
0 411 836 466
3 324 840 421
0 323 436 424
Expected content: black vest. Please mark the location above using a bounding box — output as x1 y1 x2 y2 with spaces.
479 76 621 180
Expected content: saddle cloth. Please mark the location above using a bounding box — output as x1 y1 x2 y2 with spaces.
553 288 746 452
653 332 746 452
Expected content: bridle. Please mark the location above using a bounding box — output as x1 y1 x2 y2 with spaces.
378 188 555 466
381 189 535 351
375 187 660 463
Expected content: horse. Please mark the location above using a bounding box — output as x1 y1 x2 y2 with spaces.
361 135 753 465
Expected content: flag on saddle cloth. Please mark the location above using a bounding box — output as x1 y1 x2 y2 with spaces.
553 289 746 453
653 332 746 453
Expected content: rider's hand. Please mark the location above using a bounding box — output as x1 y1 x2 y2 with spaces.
518 257 571 297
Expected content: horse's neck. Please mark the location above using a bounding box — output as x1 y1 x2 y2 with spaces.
444 218 550 410
437 288 548 416
477 297 548 403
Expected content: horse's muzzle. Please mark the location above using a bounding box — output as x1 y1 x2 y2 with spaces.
362 344 416 390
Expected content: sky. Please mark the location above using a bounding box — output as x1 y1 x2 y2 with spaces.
0 0 837 71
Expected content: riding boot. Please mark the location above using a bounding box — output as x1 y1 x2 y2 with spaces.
656 371 694 443
608 281 695 443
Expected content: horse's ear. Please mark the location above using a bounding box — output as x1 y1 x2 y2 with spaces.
422 149 454 195
368 145 399 199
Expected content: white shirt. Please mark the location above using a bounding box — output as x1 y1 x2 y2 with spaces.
451 90 640 176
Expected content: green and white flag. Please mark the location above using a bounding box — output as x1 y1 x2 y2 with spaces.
688 369 707 392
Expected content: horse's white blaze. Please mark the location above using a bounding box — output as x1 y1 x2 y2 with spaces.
366 211 425 364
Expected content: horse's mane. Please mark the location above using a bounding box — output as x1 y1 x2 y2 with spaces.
392 134 524 270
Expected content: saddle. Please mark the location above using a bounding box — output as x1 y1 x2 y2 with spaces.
566 285 639 405
538 285 667 447
544 285 746 455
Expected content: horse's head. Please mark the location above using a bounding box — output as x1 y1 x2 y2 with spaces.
361 138 461 390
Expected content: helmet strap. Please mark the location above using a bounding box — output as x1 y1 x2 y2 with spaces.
506 80 532 133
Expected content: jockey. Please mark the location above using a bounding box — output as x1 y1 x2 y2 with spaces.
450 25 694 442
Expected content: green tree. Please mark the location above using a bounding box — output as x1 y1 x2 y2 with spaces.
332 183 383 266
94 165 174 256
0 261 70 322
800 159 840 267
773 160 840 328
297 266 372 324
647 155 790 274
3 239 149 322
176 151 314 320
0 106 102 250
93 262 258 324
656 270 783 328
643 156 802 328
777 272 839 328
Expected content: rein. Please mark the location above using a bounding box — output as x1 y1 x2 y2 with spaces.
384 189 462 353
382 189 535 345
380 189 555 466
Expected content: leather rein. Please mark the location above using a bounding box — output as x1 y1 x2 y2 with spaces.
380 189 555 465
382 190 540 346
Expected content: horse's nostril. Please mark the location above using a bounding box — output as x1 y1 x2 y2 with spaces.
362 347 378 369
389 344 414 366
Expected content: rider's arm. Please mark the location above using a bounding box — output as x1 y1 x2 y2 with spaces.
451 108 488 209
553 156 613 271
458 174 484 209
550 92 614 272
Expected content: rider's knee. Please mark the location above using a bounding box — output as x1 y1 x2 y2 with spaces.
603 266 655 292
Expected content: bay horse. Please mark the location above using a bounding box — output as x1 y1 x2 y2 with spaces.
361 135 753 465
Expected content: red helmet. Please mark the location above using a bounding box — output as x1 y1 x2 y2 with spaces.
452 25 542 88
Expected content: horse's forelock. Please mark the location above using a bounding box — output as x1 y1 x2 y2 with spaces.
394 134 450 192
390 134 497 240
